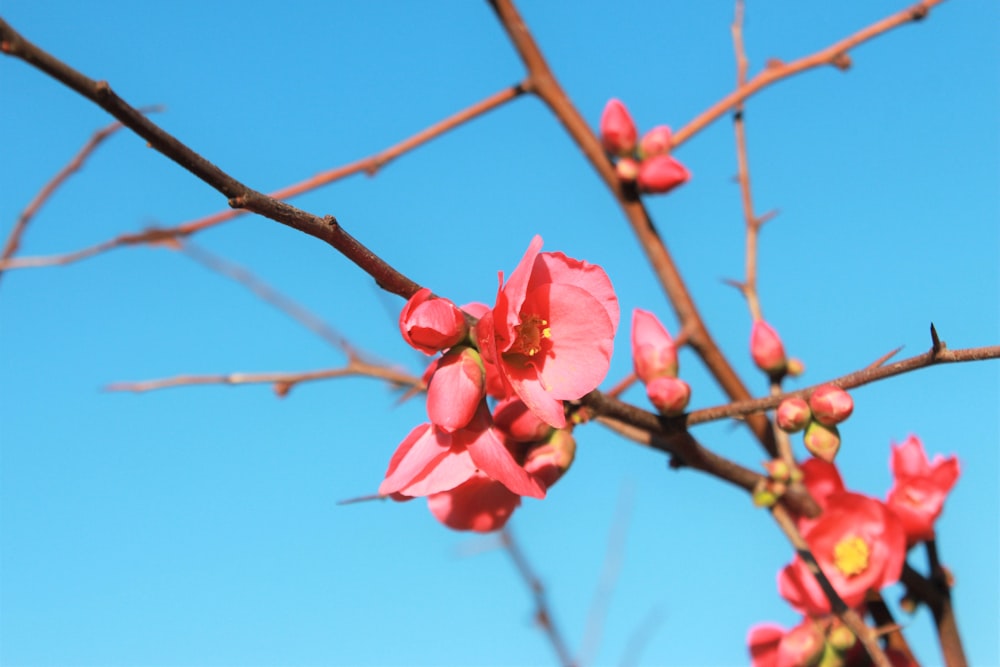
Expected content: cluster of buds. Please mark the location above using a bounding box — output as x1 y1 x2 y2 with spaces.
776 384 854 463
381 236 619 531
599 99 691 195
750 320 804 380
752 458 802 508
748 439 960 665
630 309 690 416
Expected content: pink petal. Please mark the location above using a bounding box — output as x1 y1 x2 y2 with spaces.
378 424 475 497
461 422 545 499
505 361 567 429
495 235 544 352
531 251 620 332
426 473 521 532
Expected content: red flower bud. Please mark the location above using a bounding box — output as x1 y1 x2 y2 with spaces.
646 376 691 416
615 156 640 183
600 99 638 156
776 397 811 433
523 429 576 490
399 288 468 355
637 154 690 194
638 125 673 158
803 420 841 463
809 384 854 426
750 320 787 375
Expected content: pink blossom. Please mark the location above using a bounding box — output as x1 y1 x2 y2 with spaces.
477 235 619 428
808 384 854 426
637 154 690 194
639 125 673 158
492 396 552 443
645 376 690 416
750 320 787 374
380 403 544 499
399 288 469 354
427 472 521 532
631 308 678 381
600 99 638 156
746 620 824 667
778 492 906 615
795 457 846 535
425 347 486 432
886 435 960 545
776 397 811 433
522 429 576 490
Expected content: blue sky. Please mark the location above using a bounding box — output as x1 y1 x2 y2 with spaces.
1 1 997 665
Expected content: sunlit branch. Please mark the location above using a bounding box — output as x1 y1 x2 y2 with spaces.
0 17 421 299
0 87 523 272
0 108 162 280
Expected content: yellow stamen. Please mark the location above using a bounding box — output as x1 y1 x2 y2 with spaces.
833 535 870 577
511 315 550 357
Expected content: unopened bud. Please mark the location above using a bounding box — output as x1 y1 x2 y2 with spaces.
637 154 690 195
646 376 691 416
523 429 576 490
493 396 553 443
631 308 678 381
426 347 485 432
763 458 792 482
399 287 468 355
752 478 779 507
638 125 673 158
803 420 841 463
826 623 856 652
600 99 638 156
750 320 787 375
615 156 640 183
786 358 806 376
809 384 854 426
776 397 811 433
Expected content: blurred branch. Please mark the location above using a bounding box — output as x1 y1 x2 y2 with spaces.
500 527 577 667
0 17 421 299
0 86 523 272
105 362 423 397
0 108 162 281
671 0 946 148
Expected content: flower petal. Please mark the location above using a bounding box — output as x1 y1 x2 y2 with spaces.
427 473 521 532
461 422 545 499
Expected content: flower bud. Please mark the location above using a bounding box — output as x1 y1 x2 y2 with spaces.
631 308 678 381
637 154 691 194
752 478 780 507
646 376 690 416
763 458 792 482
826 622 857 653
750 320 787 375
600 99 638 156
809 384 854 426
638 125 673 158
493 396 553 443
776 397 811 433
523 429 576 490
399 288 468 355
615 156 640 183
426 347 486 432
803 420 841 463
786 358 806 376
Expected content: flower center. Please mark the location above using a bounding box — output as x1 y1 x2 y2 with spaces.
509 314 550 357
833 535 870 577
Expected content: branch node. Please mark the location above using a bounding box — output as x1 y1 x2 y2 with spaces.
323 215 340 229
227 196 247 209
831 52 853 71
911 6 929 21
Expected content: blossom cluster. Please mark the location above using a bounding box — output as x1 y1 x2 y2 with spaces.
380 235 619 531
630 308 690 415
748 436 959 666
599 99 691 195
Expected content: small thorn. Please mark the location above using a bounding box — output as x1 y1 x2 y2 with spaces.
867 346 904 369
929 323 942 352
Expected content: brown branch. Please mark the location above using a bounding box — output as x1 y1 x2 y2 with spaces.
671 0 946 149
104 361 423 397
923 540 967 667
0 86 523 272
500 527 577 667
0 17 421 299
0 108 162 280
487 0 778 457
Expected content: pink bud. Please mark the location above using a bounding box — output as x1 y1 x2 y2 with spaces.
776 397 811 433
637 154 690 194
493 396 552 443
631 308 678 382
803 420 841 463
399 288 468 355
808 384 854 426
763 458 792 482
750 320 787 375
615 156 640 183
600 99 638 156
639 125 673 158
523 429 576 490
646 376 691 416
426 347 486 432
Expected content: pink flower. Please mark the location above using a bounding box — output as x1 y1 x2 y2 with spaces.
750 320 787 375
427 472 521 533
886 435 960 545
492 396 552 443
425 347 486 432
637 154 690 194
399 288 468 354
795 457 846 535
631 308 678 381
639 125 673 158
778 492 906 615
600 99 638 156
808 385 854 426
477 235 619 428
379 403 544 500
747 620 824 667
645 376 690 416
522 429 576 490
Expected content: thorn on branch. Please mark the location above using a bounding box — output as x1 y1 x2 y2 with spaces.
765 58 784 69
323 214 340 229
911 6 929 21
929 322 943 354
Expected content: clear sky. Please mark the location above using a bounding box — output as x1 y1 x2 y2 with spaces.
1 1 997 665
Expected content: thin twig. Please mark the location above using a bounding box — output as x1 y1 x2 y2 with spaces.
0 87 523 272
500 527 577 667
